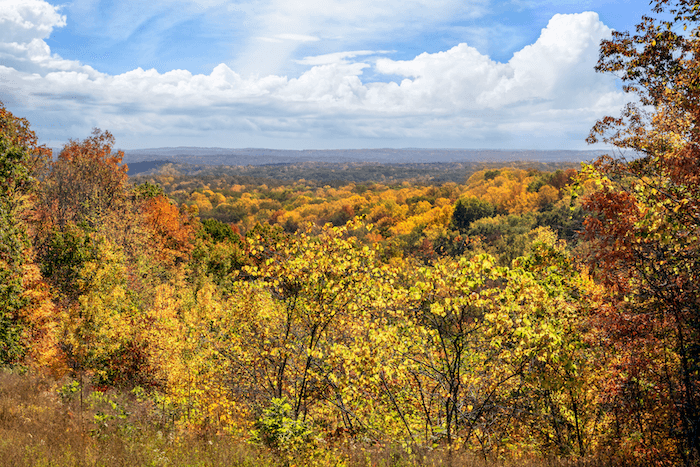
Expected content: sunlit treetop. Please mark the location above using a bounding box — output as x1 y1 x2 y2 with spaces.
596 0 700 106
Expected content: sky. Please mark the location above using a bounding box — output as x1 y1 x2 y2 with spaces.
0 0 650 151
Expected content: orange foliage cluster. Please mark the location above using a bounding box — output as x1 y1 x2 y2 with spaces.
139 195 196 262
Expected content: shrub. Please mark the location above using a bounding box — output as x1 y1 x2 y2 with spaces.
254 398 315 454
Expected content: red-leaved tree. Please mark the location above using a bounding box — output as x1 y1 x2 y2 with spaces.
584 1 700 464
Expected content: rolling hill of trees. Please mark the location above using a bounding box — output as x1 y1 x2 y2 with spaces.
1 2 699 465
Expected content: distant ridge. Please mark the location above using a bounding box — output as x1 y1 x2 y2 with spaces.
121 147 606 167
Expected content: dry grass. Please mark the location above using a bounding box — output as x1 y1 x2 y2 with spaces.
0 369 277 467
339 444 617 467
0 369 619 467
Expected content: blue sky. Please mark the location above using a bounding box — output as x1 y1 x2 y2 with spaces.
0 0 649 150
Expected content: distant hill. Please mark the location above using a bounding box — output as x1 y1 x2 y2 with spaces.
121 147 607 169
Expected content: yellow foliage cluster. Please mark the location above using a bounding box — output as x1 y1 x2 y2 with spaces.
171 168 573 243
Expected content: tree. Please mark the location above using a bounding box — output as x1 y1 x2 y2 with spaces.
584 1 700 463
189 218 246 288
0 102 51 179
35 129 128 233
395 234 596 458
31 130 174 391
227 223 383 420
0 103 51 364
138 191 196 264
33 129 131 295
0 136 32 363
451 197 495 233
402 254 505 449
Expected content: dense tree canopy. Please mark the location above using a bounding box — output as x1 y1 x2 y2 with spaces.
2 3 700 464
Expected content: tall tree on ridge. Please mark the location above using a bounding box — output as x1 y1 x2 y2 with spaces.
584 1 700 463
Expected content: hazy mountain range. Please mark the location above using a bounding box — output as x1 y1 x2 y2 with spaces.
114 147 607 172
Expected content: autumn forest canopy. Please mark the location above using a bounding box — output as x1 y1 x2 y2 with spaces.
2 1 700 465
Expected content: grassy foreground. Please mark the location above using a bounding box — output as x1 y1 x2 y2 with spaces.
0 370 613 467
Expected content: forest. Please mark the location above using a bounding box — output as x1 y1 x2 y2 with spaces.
1 1 699 466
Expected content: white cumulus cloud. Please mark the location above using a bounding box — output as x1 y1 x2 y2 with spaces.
0 1 628 149
373 12 615 111
0 0 65 43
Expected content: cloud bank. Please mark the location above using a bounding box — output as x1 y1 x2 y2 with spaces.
0 0 627 149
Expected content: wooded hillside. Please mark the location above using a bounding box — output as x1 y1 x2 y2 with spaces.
1 2 699 465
